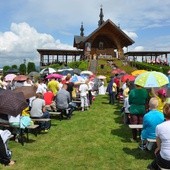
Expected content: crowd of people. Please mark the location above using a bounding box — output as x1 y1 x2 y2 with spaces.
1 68 170 168
106 72 170 170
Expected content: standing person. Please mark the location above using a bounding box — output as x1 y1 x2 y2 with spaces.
47 78 59 97
30 93 50 131
79 80 89 111
65 76 74 101
36 79 46 95
147 103 170 170
98 79 105 95
128 85 149 141
114 74 120 99
106 77 117 105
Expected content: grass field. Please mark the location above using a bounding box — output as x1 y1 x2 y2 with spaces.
1 95 154 170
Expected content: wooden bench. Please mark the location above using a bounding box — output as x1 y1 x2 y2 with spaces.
147 138 156 143
31 118 51 122
128 124 143 129
0 122 39 146
31 118 51 131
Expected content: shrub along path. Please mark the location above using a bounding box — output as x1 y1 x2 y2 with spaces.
2 95 154 170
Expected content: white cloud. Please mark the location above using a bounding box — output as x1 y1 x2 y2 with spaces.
0 22 74 67
133 46 145 51
123 30 138 40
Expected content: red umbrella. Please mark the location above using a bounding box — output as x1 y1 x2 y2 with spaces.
112 68 126 75
46 73 63 79
0 89 28 116
14 75 28 81
121 74 135 82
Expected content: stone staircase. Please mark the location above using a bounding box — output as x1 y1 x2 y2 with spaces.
89 60 98 74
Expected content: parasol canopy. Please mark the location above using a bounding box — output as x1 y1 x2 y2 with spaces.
14 75 28 81
0 89 28 116
80 70 93 75
46 73 63 79
134 71 169 88
121 74 135 82
28 71 40 77
57 68 74 76
4 74 16 81
97 75 106 79
131 70 147 76
13 86 37 99
111 68 126 75
40 67 56 75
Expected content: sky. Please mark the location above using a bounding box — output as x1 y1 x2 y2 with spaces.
0 0 170 67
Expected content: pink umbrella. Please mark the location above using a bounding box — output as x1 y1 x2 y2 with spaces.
112 68 126 75
46 73 63 79
5 74 16 81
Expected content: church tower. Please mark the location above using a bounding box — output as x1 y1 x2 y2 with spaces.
98 5 104 27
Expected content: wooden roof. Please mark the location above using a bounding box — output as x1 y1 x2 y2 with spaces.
124 51 170 56
83 19 134 47
37 49 84 55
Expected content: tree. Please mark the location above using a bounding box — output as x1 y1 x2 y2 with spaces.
19 64 26 75
27 62 36 74
3 66 11 76
11 65 18 69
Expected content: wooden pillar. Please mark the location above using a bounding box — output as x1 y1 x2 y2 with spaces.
66 54 68 64
47 55 49 65
57 55 59 62
74 55 76 62
40 54 43 67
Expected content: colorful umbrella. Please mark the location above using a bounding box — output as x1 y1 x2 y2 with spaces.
131 70 147 76
70 75 85 83
111 68 126 75
4 74 16 81
46 73 63 79
14 75 28 81
134 71 169 88
121 74 135 82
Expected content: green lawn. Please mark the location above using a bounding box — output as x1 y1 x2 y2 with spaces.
1 95 154 170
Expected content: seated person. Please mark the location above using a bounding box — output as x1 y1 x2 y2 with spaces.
147 103 170 170
30 93 50 131
43 88 56 111
0 130 15 166
55 84 73 119
140 97 164 150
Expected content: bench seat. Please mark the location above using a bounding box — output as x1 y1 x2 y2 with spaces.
128 124 143 129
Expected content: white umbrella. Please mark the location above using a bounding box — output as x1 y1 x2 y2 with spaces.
80 70 93 75
97 75 106 79
40 68 56 75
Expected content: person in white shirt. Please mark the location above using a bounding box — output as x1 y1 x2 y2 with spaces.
79 80 89 111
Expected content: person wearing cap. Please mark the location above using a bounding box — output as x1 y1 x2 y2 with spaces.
151 88 167 113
